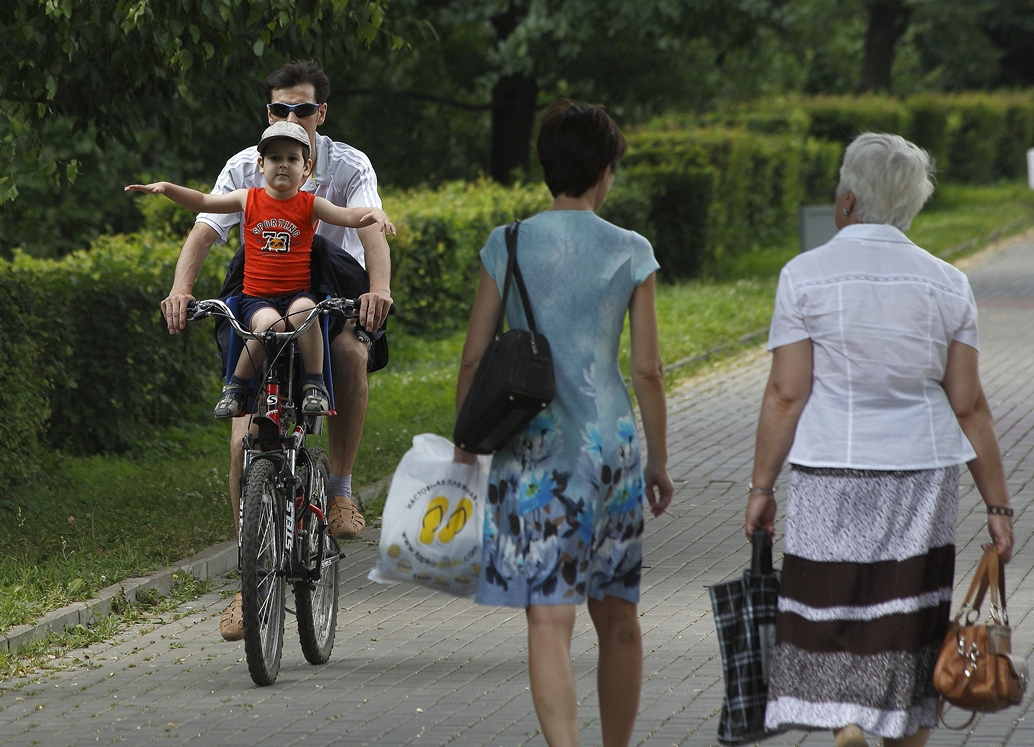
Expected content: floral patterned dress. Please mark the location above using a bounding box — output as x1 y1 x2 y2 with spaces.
473 211 660 608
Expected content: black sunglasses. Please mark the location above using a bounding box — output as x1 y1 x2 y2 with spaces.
267 102 320 119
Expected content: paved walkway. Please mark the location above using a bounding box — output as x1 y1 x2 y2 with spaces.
2 235 1034 747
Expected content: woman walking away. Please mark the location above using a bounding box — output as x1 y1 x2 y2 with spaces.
745 132 1014 747
455 100 674 747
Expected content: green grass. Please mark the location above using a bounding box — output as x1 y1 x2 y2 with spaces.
0 573 213 684
908 181 1034 259
2 180 1031 641
0 432 230 635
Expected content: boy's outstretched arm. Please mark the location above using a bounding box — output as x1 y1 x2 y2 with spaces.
313 197 396 236
125 182 247 214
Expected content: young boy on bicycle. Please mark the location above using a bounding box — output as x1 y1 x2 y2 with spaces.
127 121 395 418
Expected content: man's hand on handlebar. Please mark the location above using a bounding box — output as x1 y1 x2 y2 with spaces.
162 291 197 335
358 290 393 332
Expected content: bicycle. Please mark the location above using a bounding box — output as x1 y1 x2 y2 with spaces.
186 295 364 686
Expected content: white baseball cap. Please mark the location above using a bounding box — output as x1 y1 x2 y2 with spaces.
257 121 311 154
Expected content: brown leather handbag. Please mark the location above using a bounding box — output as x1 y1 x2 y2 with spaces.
933 545 1028 728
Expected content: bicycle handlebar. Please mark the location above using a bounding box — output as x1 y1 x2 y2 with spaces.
186 296 390 344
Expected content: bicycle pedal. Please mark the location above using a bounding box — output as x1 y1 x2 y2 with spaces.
329 536 344 560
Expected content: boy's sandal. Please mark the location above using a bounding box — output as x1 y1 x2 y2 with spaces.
301 383 330 416
214 384 248 419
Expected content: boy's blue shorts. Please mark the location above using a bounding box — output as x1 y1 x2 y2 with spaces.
238 291 318 328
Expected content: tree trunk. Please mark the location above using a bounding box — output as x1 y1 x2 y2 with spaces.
859 0 912 92
490 73 538 184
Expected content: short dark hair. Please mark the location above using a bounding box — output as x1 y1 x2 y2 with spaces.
537 100 627 198
258 137 311 164
265 59 331 103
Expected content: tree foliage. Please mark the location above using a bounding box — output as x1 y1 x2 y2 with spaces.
3 0 1034 258
0 0 400 204
324 0 791 184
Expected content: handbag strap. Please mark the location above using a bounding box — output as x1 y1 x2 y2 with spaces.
986 545 1006 614
502 220 540 334
495 222 520 339
750 529 773 575
955 545 1008 622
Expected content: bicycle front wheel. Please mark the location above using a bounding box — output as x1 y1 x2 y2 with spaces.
295 447 339 664
241 457 286 686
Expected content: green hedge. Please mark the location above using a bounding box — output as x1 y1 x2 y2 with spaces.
0 183 551 459
2 235 229 458
906 93 1034 183
10 90 1028 458
746 91 1034 184
799 95 915 148
599 127 841 278
384 129 839 327
384 179 551 336
0 265 48 490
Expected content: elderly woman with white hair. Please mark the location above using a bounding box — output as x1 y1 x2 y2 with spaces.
745 132 1014 747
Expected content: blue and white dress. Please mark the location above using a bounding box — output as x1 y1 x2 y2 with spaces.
473 211 660 608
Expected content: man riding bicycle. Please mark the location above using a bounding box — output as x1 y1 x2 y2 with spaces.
159 59 392 642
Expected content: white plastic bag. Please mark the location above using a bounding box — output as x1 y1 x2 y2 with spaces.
369 433 491 597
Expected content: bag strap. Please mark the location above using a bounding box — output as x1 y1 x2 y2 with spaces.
503 220 540 334
939 698 977 731
956 549 991 620
750 529 773 575
986 545 1007 616
495 222 521 339
955 546 1008 622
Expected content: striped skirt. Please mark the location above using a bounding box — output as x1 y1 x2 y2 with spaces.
764 464 960 739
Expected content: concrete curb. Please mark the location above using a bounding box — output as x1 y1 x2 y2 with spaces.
0 474 393 655
0 540 239 654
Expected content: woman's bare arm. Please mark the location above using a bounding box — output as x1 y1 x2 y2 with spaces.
746 339 813 539
629 274 674 516
942 340 1013 562
453 264 503 462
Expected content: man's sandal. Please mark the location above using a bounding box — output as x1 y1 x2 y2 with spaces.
219 593 244 641
301 383 330 416
327 496 365 540
214 384 248 419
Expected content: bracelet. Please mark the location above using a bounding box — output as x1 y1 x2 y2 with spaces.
986 506 1014 518
748 482 776 496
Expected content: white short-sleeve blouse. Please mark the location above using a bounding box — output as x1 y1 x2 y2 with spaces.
768 223 978 470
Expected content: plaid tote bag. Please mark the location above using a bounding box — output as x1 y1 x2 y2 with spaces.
708 529 781 745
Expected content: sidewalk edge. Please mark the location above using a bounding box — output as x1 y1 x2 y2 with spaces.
0 475 392 654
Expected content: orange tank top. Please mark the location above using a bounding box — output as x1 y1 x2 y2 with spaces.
242 188 316 297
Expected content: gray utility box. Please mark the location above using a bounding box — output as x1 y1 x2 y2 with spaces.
799 204 838 252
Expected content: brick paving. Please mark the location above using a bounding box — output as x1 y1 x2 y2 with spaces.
2 234 1034 747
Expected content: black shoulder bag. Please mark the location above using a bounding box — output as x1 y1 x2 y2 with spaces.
453 221 556 454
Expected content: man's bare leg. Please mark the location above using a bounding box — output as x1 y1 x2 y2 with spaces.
325 327 369 539
220 416 250 641
228 417 249 538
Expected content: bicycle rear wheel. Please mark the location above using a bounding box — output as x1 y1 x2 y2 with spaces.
295 446 339 664
241 457 286 686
